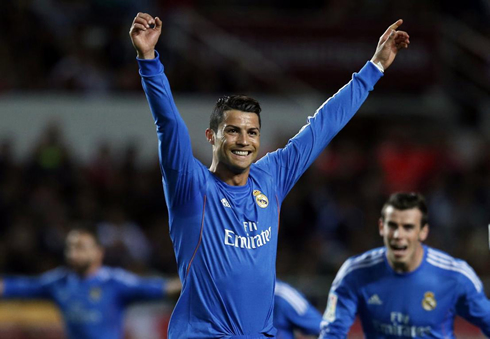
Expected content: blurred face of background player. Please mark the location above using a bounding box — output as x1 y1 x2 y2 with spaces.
206 109 260 183
65 230 103 277
379 206 429 273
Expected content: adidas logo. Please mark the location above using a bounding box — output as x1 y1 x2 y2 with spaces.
367 294 383 305
221 198 231 208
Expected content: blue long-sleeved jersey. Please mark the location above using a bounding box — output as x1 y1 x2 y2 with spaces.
320 246 490 338
274 280 322 339
138 52 382 338
2 267 166 339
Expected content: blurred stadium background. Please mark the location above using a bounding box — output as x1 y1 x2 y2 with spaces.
0 0 489 338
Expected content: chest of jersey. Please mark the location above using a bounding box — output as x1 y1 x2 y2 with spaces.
358 269 457 337
200 178 279 273
51 279 119 325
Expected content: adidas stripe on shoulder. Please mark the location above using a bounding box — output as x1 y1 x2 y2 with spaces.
331 248 385 290
426 248 483 293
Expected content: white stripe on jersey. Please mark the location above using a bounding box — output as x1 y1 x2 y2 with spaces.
291 81 351 140
331 248 385 290
427 249 482 293
275 282 308 315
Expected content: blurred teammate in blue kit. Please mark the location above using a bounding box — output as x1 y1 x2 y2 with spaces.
320 192 490 338
129 12 409 338
274 280 322 338
0 229 181 339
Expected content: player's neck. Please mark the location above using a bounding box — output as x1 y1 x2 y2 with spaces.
210 164 250 186
77 264 102 279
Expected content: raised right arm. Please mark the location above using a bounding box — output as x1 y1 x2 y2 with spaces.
130 13 200 207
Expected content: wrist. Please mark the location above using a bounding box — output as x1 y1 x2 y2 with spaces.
370 59 385 73
137 50 156 60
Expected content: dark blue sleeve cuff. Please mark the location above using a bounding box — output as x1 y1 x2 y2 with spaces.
137 50 164 76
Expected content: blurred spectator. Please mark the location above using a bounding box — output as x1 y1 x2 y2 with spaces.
97 205 152 269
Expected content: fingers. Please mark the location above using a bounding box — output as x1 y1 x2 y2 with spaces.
131 12 157 32
393 31 410 49
155 17 163 30
388 19 403 31
379 19 404 44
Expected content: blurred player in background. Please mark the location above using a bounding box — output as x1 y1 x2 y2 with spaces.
274 279 322 338
0 228 181 339
319 192 490 338
129 11 409 338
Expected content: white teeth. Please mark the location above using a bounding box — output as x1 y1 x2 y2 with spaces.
233 151 248 156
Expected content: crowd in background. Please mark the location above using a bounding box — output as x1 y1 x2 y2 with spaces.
0 0 488 95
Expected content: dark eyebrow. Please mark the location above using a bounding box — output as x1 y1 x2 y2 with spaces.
225 125 260 131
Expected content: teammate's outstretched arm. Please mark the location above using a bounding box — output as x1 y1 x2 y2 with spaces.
370 19 410 71
129 12 163 59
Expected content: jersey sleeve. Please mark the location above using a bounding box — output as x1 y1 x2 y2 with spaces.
319 260 359 338
1 269 62 299
454 263 490 337
256 62 382 202
138 52 204 209
112 269 166 305
275 295 323 335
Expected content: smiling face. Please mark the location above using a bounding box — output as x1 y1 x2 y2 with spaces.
206 110 260 185
379 206 429 273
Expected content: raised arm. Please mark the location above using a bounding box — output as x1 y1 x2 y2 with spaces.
129 12 162 60
130 13 202 207
256 20 410 201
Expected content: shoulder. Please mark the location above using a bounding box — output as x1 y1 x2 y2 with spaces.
332 248 386 289
100 267 140 286
425 247 483 293
250 160 275 176
275 280 309 315
39 267 69 285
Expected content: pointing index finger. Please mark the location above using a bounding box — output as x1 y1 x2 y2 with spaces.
389 19 403 31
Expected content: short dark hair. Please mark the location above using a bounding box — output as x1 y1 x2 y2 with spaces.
68 227 102 247
380 192 428 227
209 95 262 132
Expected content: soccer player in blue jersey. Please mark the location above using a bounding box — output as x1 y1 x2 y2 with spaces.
0 229 181 339
274 280 322 339
129 12 410 338
319 192 490 338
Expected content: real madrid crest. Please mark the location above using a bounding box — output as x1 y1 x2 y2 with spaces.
89 287 102 302
253 190 269 208
422 291 436 311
